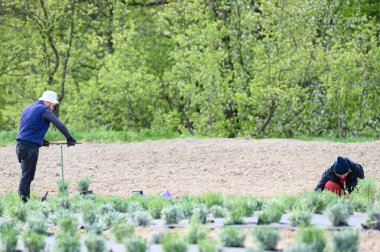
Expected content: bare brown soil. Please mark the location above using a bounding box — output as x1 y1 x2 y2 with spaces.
1 138 379 251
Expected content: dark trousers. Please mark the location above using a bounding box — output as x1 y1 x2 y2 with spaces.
16 141 39 202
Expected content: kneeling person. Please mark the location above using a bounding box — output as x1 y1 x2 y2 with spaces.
315 156 364 195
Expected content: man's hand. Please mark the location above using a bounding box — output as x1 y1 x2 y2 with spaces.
42 139 50 147
67 137 77 147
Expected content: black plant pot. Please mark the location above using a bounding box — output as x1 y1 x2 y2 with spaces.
80 190 93 195
132 190 144 196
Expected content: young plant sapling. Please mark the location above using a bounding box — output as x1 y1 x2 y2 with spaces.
161 205 185 225
210 205 225 218
111 222 135 243
130 210 152 226
252 226 280 251
84 232 107 252
325 201 350 226
162 233 187 252
288 209 312 227
124 236 148 252
23 231 46 252
331 228 359 252
220 226 246 247
77 177 92 194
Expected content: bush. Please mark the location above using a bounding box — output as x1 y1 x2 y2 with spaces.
84 233 107 252
0 228 18 252
198 239 218 252
161 205 185 225
0 217 19 233
351 178 377 205
83 209 98 226
77 177 91 192
293 227 326 252
58 180 69 195
100 204 115 215
325 201 350 226
151 231 166 244
198 192 224 208
9 204 27 222
331 228 359 252
110 196 129 213
252 226 280 250
57 215 78 234
220 226 245 247
111 222 135 243
162 233 187 252
225 209 244 225
186 214 207 244
55 232 81 252
124 236 147 252
295 191 337 214
362 208 380 230
288 210 312 227
130 210 152 226
23 231 46 252
146 196 168 219
224 196 262 217
101 211 125 229
257 207 282 225
192 204 208 224
128 201 143 214
27 213 48 234
210 205 225 218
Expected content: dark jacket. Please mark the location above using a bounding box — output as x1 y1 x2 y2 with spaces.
315 158 364 193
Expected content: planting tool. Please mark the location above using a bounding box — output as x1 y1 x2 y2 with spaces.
50 142 81 183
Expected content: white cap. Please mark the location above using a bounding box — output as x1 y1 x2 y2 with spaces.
39 90 59 104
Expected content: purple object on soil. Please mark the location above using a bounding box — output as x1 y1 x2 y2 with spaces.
161 190 172 197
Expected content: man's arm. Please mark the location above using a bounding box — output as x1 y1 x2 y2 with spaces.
315 169 329 191
42 109 73 140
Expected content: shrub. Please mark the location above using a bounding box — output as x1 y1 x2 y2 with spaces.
77 177 91 192
295 191 337 214
146 196 168 219
161 205 185 225
288 210 312 227
252 226 280 250
100 204 115 215
55 232 81 252
130 210 152 226
192 204 208 224
84 233 107 252
0 228 18 252
225 209 244 225
331 228 359 252
198 239 218 252
351 178 377 205
124 236 148 252
58 180 69 195
9 204 27 222
110 196 129 213
186 214 207 244
27 213 48 234
128 201 143 213
162 233 187 252
83 209 98 226
101 211 125 229
198 192 224 208
220 226 245 247
210 205 225 218
325 201 350 226
151 231 166 244
111 222 135 243
0 217 19 233
180 200 196 219
23 231 46 252
362 208 380 230
284 243 315 252
57 215 78 234
294 227 326 252
225 196 262 217
257 207 282 225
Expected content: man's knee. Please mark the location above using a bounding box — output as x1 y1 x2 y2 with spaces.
324 180 343 195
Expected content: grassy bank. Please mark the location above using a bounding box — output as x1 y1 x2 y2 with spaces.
0 129 378 146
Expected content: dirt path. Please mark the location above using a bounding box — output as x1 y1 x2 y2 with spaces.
1 138 379 197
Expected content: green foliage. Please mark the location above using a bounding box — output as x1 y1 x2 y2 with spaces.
350 178 378 209
220 226 246 247
111 222 135 243
1 0 379 138
225 209 244 225
57 180 69 196
0 228 18 252
288 210 312 227
252 226 280 251
331 228 359 252
130 210 152 227
84 233 107 252
77 177 91 192
257 206 282 225
146 196 171 219
161 205 185 225
192 204 208 224
210 205 225 218
8 203 27 222
198 239 218 252
362 207 380 230
162 233 187 252
186 214 207 244
57 215 78 234
325 201 350 226
293 227 326 252
23 231 46 252
26 213 48 234
124 236 147 252
197 192 224 208
295 191 338 214
55 231 81 252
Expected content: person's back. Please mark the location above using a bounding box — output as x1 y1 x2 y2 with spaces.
315 156 364 195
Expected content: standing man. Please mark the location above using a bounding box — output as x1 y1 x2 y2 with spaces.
315 156 364 195
16 90 77 202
